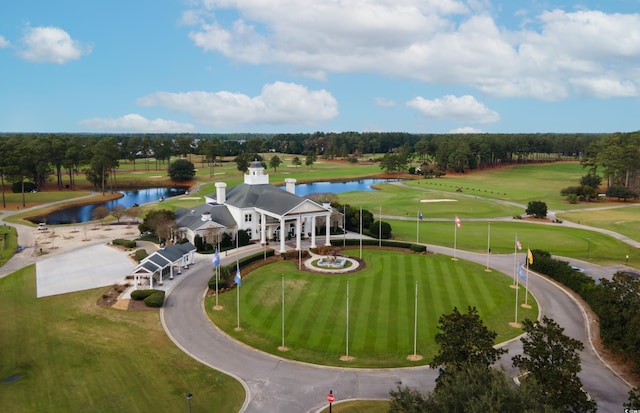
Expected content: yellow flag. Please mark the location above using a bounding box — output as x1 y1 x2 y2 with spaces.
527 249 534 265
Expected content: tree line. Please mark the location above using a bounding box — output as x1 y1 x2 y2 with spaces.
1 131 634 204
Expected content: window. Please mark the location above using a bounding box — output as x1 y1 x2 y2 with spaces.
244 214 252 222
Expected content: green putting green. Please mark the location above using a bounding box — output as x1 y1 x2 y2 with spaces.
207 249 537 368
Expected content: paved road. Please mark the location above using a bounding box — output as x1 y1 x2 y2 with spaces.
162 244 632 412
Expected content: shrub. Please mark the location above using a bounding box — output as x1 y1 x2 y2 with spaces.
11 181 37 193
131 289 155 300
144 290 165 307
525 201 548 218
113 238 137 248
208 276 228 290
134 249 148 262
566 194 578 204
410 244 427 253
368 220 392 239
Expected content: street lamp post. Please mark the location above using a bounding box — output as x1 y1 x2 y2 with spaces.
186 393 192 413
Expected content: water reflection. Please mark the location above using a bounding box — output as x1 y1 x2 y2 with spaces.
283 178 400 197
40 187 187 224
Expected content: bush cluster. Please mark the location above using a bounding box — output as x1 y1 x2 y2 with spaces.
529 250 597 298
130 289 165 307
113 238 137 248
134 249 148 262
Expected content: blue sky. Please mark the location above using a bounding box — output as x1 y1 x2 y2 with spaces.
1 0 640 134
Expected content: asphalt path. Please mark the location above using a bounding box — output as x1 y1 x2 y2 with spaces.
162 243 632 412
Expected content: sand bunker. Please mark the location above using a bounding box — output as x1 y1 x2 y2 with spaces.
420 199 457 203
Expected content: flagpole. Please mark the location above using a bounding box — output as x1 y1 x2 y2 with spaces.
413 281 418 357
359 206 362 259
485 223 491 272
514 271 519 324
524 259 530 306
452 217 458 260
236 280 241 330
235 261 241 331
379 205 382 247
344 280 350 360
280 273 287 351
343 204 346 247
512 234 518 288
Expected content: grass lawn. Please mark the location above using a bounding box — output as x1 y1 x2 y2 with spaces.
337 182 522 218
389 219 640 266
0 266 244 413
557 205 640 244
206 249 537 368
402 162 589 210
0 225 17 267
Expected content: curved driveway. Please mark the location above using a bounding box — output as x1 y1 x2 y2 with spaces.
162 244 632 412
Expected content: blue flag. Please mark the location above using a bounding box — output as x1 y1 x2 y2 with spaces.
419 211 423 221
234 264 242 286
518 264 526 282
212 249 220 268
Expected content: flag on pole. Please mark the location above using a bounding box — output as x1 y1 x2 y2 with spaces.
527 249 534 265
455 215 461 228
419 211 423 221
519 264 526 281
516 237 522 251
212 249 220 268
234 263 242 286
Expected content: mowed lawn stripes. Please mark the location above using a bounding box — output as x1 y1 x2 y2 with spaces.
207 250 537 368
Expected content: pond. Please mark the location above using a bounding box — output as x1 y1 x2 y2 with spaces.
37 187 188 225
282 178 401 197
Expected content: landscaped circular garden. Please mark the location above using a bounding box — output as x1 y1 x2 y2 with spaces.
206 248 538 368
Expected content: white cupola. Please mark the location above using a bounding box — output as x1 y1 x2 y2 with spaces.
244 160 269 185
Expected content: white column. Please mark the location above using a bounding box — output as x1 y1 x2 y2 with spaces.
261 213 266 244
296 217 301 250
325 212 331 246
279 217 286 253
159 270 163 286
311 216 317 248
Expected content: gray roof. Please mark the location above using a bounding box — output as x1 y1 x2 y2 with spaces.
133 242 196 275
156 242 196 262
224 183 319 215
175 204 236 231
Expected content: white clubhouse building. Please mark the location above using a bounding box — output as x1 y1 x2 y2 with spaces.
173 161 339 252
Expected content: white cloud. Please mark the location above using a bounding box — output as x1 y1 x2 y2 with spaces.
183 1 640 100
449 126 485 134
137 81 338 129
18 26 91 63
78 114 196 133
406 95 500 124
374 97 396 108
0 35 10 48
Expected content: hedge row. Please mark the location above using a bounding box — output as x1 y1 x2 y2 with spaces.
208 248 276 290
330 238 425 251
113 238 137 248
130 289 165 307
529 249 598 300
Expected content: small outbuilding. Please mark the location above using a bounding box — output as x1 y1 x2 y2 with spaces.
130 242 196 288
